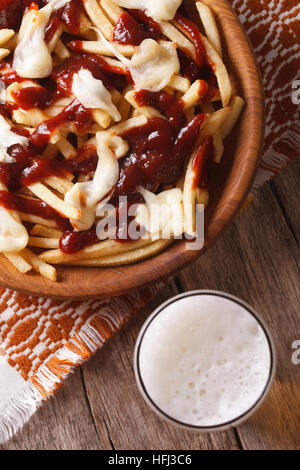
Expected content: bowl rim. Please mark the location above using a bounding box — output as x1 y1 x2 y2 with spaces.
0 0 265 300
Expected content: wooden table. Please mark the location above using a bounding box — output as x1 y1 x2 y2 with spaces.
1 159 299 451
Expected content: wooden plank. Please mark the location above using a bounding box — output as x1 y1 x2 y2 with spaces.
271 157 300 245
178 177 300 450
0 370 109 450
81 280 240 450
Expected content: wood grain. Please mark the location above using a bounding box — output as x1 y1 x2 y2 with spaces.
0 0 264 300
1 160 298 450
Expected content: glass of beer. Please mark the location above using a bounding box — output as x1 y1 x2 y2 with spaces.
134 290 276 431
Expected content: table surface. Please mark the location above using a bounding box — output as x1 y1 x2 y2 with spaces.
1 159 299 451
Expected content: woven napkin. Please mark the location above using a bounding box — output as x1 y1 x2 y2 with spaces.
0 0 299 444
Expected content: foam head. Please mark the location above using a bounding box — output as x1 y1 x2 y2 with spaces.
136 293 273 428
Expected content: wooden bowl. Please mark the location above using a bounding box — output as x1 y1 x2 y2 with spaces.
0 0 264 300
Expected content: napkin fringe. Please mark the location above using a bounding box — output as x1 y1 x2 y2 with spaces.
31 318 106 397
0 312 128 443
0 285 160 444
0 382 42 444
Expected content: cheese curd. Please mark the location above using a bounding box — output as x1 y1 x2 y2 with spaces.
111 0 183 21
0 115 28 163
13 4 53 79
13 1 71 79
94 29 180 92
65 132 128 231
0 206 29 253
135 187 184 239
72 70 121 121
130 39 180 92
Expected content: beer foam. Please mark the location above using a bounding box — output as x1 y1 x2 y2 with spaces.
138 294 271 427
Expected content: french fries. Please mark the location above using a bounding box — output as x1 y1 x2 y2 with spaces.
31 225 63 238
181 80 210 109
196 2 222 59
4 252 32 274
28 236 59 249
0 0 244 280
22 249 57 281
40 238 154 264
28 183 81 221
66 239 173 266
220 96 245 139
125 90 162 119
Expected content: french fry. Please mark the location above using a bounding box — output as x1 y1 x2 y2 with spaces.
181 80 210 109
183 162 197 238
185 105 195 122
2 33 17 51
0 29 15 46
47 24 62 52
77 134 88 148
196 2 222 58
28 236 59 249
31 225 63 238
66 239 173 266
22 248 57 281
183 123 219 236
0 48 10 60
19 212 58 228
125 90 162 119
159 21 196 61
111 88 122 105
168 75 191 93
200 34 231 107
68 39 136 57
105 55 128 74
108 115 148 134
45 104 68 118
44 176 74 195
42 144 60 160
54 38 70 60
78 11 93 37
28 182 81 220
4 252 32 274
212 128 224 163
56 137 77 159
197 107 231 162
98 55 127 74
118 91 132 121
40 238 154 264
200 106 231 140
83 0 114 39
13 108 46 126
220 96 245 139
7 80 40 105
100 0 122 23
92 109 112 129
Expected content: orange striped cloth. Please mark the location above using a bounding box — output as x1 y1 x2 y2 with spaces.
0 0 299 443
